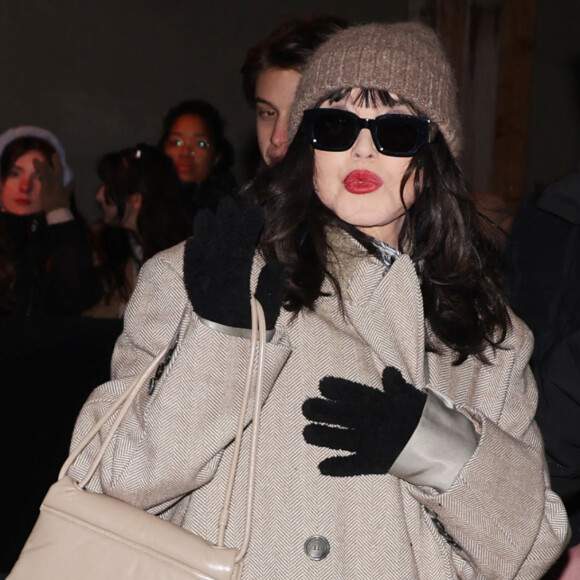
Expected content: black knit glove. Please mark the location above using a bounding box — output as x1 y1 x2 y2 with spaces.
302 367 427 476
184 197 285 330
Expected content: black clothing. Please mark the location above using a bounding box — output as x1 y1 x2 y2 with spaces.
0 212 102 316
0 315 123 572
503 163 580 545
179 169 237 223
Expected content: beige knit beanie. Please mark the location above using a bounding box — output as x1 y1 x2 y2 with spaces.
288 21 462 158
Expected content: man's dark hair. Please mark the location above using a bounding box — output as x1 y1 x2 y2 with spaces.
241 15 349 107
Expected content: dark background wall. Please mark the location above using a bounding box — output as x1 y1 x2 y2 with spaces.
0 0 407 221
527 0 580 192
1 0 579 217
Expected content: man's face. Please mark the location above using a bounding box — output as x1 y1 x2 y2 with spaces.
254 67 301 166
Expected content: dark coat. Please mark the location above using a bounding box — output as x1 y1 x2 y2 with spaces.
0 212 102 316
179 169 237 224
503 163 580 545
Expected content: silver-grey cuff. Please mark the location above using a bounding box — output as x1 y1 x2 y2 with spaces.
389 387 480 493
198 315 275 342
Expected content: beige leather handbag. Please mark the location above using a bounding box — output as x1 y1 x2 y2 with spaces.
8 298 267 580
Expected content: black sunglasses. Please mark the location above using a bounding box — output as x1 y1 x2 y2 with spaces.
300 108 432 157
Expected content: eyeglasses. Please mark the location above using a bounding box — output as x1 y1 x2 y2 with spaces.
165 138 211 152
300 108 432 157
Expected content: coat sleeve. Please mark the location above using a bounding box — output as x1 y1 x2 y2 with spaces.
68 245 292 511
405 317 570 580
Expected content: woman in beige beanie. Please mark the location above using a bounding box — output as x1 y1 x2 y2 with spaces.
67 21 568 579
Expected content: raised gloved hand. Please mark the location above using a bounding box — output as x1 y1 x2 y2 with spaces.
302 366 427 476
33 153 73 214
184 197 285 330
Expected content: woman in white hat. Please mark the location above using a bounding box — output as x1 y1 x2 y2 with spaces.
0 126 101 315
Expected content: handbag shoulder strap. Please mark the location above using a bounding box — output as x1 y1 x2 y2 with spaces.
59 305 187 483
218 297 266 561
61 298 266 561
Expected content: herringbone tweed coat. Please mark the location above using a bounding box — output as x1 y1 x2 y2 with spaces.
70 232 569 579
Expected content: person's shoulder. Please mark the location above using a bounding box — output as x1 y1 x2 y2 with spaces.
546 162 580 195
503 307 534 353
536 165 580 225
140 240 187 279
124 240 189 317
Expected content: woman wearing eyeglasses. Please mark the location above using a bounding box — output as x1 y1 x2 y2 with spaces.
159 99 237 224
69 22 568 578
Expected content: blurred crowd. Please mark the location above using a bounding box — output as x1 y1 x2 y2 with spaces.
0 15 348 320
0 100 236 318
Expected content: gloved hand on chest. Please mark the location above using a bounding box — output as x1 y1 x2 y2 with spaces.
302 366 427 476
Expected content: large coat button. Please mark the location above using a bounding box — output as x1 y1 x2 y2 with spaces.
304 536 330 560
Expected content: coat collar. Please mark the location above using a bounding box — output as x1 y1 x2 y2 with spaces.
325 228 428 388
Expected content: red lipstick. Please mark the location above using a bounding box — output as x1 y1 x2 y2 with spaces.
343 170 383 194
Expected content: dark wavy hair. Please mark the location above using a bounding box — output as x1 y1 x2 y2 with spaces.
158 99 234 173
98 144 191 257
96 143 191 303
241 14 349 107
249 88 510 364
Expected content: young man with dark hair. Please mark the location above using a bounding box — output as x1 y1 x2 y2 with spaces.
241 15 348 166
